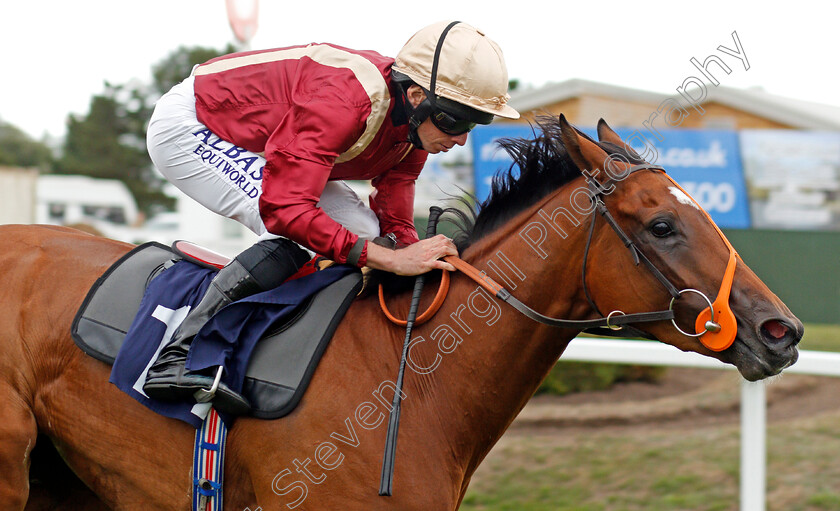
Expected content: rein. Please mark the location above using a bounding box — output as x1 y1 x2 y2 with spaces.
379 163 739 350
444 255 675 329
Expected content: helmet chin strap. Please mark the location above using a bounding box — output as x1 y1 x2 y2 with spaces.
402 91 433 150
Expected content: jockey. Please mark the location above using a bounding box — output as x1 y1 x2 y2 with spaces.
143 20 519 414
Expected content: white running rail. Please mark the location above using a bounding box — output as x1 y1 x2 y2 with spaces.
561 338 840 511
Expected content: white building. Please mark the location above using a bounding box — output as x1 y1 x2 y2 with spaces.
36 175 139 229
35 175 256 256
0 166 38 224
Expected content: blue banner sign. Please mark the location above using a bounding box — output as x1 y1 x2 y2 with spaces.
471 125 751 228
470 125 529 202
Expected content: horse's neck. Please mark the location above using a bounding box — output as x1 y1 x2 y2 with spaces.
411 194 593 480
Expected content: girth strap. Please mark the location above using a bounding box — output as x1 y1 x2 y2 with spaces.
193 408 227 511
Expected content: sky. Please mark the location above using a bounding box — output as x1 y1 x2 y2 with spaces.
2 0 839 141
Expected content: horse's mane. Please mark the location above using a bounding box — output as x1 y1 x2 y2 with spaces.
376 116 644 293
445 116 644 252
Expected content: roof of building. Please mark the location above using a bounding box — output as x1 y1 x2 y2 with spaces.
508 78 840 130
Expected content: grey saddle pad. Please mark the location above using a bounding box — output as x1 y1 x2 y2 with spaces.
71 242 363 419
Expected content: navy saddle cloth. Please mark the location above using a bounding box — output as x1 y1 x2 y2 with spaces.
72 242 362 425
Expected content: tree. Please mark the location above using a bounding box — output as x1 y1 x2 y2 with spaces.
151 44 236 94
55 81 168 215
0 120 54 170
55 45 234 216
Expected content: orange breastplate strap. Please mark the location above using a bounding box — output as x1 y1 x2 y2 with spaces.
378 269 451 327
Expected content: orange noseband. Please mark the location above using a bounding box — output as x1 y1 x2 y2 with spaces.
664 175 738 352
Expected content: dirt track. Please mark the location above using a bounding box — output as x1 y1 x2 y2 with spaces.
509 368 840 434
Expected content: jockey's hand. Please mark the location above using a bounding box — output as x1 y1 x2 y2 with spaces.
366 234 458 275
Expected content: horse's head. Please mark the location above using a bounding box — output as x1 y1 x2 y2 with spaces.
558 115 802 381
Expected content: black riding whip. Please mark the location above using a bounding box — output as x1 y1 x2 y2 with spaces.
379 205 444 496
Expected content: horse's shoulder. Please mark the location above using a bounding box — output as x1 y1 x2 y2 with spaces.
0 226 132 396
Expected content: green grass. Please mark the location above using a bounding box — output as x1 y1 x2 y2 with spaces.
461 426 741 511
797 323 840 352
461 412 840 511
459 323 840 511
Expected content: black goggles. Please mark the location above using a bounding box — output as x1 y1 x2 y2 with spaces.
430 109 477 136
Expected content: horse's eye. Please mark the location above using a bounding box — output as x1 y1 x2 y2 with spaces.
650 221 674 237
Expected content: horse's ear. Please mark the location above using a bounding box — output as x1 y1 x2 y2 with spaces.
598 118 644 157
558 114 610 173
596 119 623 146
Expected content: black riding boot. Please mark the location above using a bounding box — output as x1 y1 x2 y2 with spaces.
143 238 310 415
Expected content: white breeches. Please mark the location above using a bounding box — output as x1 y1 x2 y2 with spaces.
146 75 381 242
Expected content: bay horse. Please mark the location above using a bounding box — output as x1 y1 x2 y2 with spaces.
3 116 801 510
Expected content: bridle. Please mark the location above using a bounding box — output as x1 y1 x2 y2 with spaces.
380 163 740 352
578 162 738 351
582 164 681 326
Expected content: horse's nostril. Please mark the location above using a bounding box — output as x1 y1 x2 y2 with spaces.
762 319 788 340
759 318 801 349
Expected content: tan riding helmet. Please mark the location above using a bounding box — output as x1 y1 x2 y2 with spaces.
393 20 520 120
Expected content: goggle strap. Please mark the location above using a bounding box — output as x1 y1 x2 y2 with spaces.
428 21 461 109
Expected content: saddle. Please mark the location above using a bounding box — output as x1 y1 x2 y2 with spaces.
72 242 363 419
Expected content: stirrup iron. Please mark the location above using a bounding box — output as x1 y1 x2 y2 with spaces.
194 366 224 403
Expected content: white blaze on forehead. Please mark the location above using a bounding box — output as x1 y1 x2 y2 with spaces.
669 187 700 210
